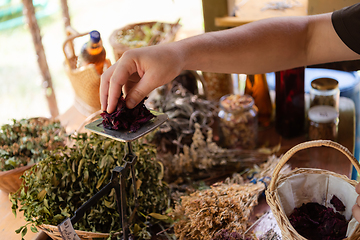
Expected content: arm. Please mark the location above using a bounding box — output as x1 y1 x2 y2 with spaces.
100 13 360 112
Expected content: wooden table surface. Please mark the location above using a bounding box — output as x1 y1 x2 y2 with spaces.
0 97 356 239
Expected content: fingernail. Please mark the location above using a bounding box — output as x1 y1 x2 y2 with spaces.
127 98 136 109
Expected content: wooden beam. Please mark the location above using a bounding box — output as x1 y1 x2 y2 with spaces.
60 0 71 28
22 0 59 118
201 0 229 32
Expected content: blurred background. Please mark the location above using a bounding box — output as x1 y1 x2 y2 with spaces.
0 0 204 125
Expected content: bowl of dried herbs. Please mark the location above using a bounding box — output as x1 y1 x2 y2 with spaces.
0 117 67 193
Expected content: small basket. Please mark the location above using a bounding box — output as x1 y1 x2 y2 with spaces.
63 27 111 116
265 140 360 240
109 20 181 61
0 164 34 193
38 224 119 240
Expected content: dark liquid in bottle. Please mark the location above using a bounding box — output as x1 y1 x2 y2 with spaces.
275 67 305 138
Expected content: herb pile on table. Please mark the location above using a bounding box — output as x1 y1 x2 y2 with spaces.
0 118 66 171
11 133 170 239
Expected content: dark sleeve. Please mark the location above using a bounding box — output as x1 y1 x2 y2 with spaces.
332 3 360 55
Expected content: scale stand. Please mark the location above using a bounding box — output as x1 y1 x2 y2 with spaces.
60 142 138 240
56 111 168 240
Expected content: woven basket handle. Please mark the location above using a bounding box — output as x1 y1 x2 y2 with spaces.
269 140 360 191
63 27 89 68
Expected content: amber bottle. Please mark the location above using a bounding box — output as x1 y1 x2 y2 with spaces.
245 74 273 128
79 30 106 75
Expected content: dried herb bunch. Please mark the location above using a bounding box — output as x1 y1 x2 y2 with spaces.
170 179 263 239
161 123 279 182
0 118 66 171
115 22 177 48
11 133 170 239
151 84 218 154
169 155 290 240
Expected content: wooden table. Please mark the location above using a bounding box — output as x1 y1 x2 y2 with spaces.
0 97 355 239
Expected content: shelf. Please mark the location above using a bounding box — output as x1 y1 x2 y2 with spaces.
215 0 308 27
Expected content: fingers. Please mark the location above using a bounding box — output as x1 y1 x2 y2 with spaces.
100 62 117 111
125 71 159 109
356 182 360 194
106 61 136 113
353 196 360 222
353 183 360 223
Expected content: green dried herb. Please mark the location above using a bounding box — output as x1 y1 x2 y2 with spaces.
11 133 170 239
0 118 67 171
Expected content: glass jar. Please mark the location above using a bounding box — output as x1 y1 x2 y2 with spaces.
308 105 339 141
201 72 233 101
310 77 340 112
218 94 258 149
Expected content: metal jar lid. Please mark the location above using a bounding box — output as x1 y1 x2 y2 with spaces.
311 78 339 91
308 105 339 123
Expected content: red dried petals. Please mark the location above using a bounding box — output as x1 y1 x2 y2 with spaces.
330 195 346 212
288 197 349 240
101 96 155 132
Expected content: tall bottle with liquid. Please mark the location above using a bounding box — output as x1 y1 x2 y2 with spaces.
79 30 106 75
275 67 305 138
245 74 273 128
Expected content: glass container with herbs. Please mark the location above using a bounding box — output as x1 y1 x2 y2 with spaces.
218 94 258 149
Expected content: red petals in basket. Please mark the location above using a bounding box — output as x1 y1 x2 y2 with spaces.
288 195 348 240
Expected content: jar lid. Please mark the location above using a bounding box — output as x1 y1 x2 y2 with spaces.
311 78 339 91
220 94 254 112
308 106 339 123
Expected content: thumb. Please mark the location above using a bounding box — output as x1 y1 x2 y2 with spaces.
124 73 158 109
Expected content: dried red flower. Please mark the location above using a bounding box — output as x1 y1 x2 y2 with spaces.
101 95 155 132
288 196 348 240
330 195 346 212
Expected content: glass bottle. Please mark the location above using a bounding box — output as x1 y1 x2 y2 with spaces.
275 67 305 138
79 30 106 75
245 74 273 128
308 105 339 141
218 94 258 149
310 77 340 112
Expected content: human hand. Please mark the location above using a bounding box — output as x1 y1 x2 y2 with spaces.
353 182 360 222
100 43 184 113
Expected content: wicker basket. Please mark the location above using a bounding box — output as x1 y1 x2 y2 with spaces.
38 224 119 240
0 164 34 193
265 140 360 240
63 27 111 116
109 20 181 61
